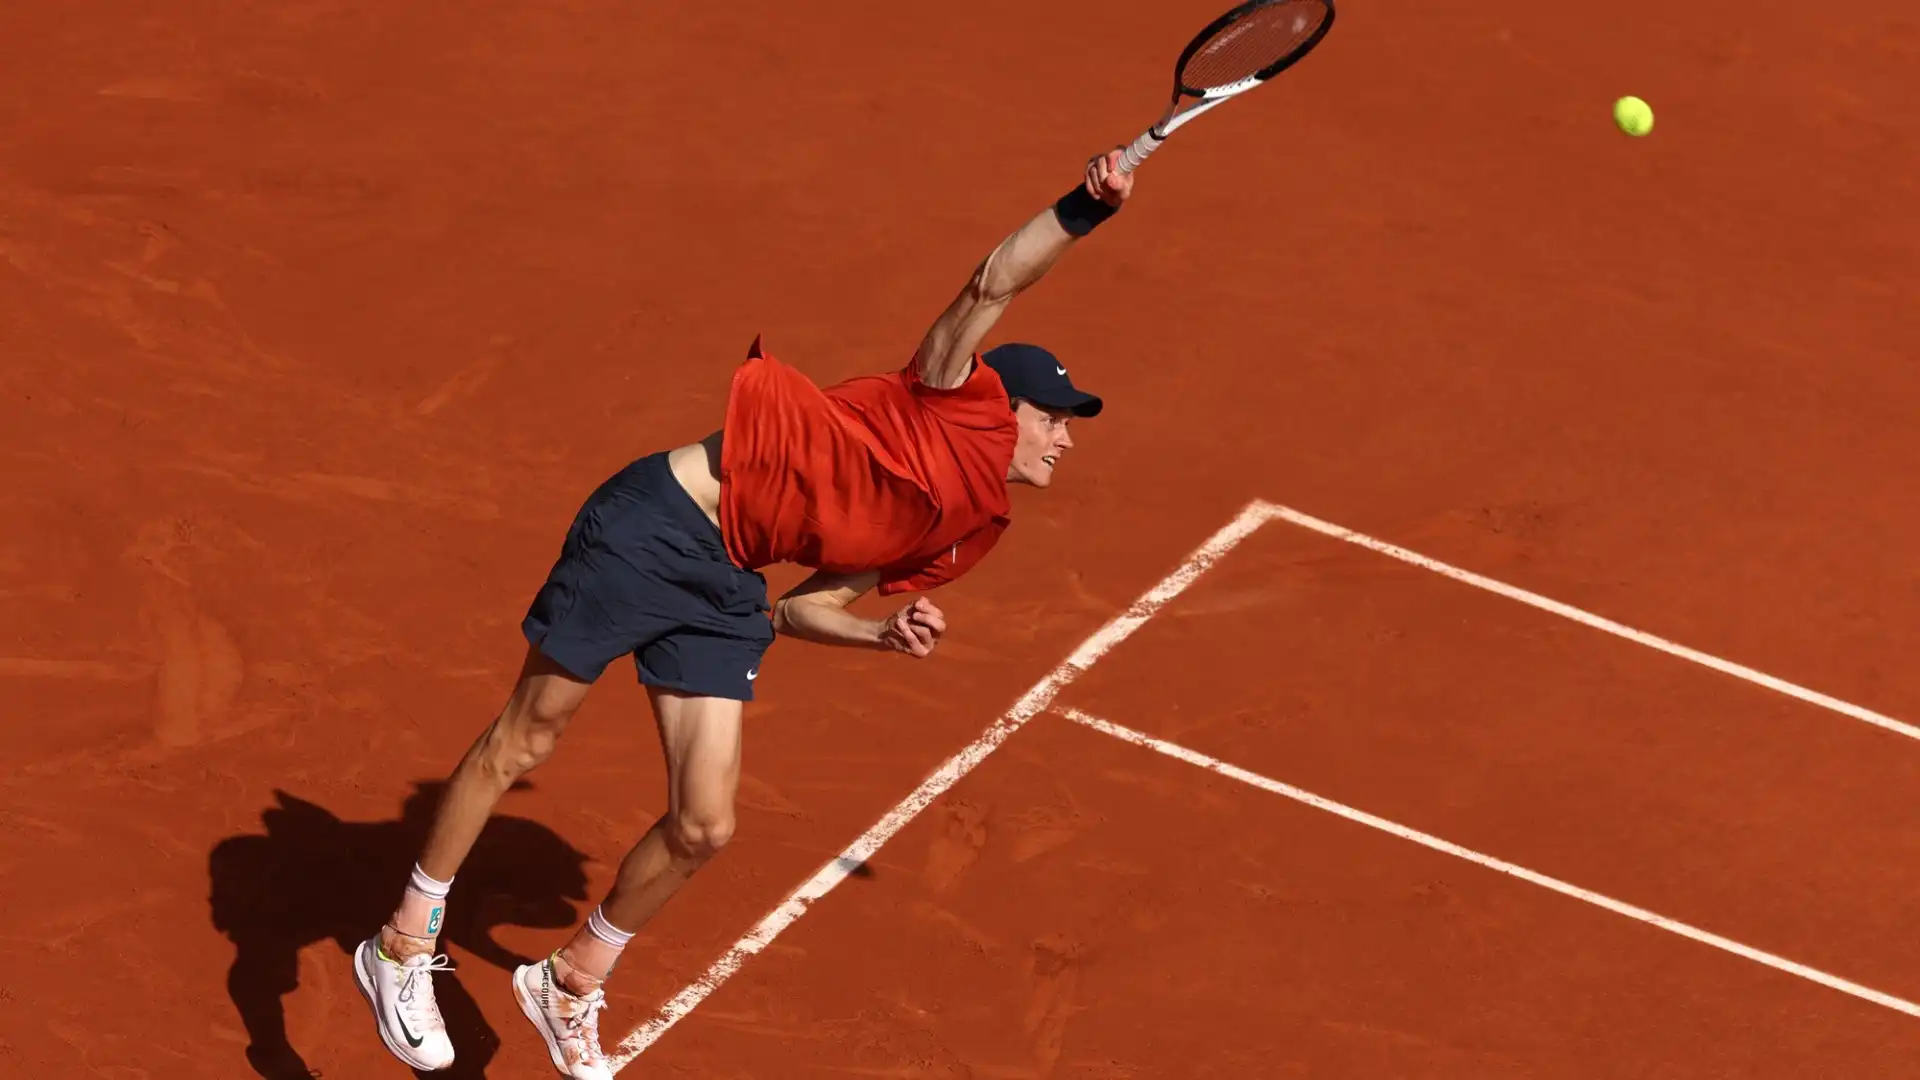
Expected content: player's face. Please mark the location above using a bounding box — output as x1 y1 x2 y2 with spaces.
1007 400 1076 488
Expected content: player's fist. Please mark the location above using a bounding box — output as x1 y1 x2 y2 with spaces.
880 597 947 658
1085 148 1133 207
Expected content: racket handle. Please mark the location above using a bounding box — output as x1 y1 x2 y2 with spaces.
1117 128 1163 175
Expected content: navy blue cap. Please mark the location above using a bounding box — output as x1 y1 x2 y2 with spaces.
980 343 1103 418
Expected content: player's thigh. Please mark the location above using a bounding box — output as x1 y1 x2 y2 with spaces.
499 646 594 733
636 623 767 786
648 688 743 847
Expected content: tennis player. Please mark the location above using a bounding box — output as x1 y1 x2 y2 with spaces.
352 147 1133 1078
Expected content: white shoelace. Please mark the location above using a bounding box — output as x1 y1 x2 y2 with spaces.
560 991 608 1063
397 954 454 1020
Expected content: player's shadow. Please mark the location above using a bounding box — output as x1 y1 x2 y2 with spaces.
209 781 590 1079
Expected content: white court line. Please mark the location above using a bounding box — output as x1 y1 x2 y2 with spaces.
607 500 1274 1071
1061 706 1920 1019
1254 501 1920 744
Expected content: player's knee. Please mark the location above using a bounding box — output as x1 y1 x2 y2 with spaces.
667 807 735 861
480 712 568 784
509 723 561 775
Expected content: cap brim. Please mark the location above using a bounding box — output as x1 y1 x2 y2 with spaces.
1030 388 1103 418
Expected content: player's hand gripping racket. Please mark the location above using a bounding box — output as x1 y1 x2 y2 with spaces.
1117 0 1335 174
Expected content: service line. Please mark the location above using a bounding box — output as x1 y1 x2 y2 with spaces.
1253 500 1920 743
1061 705 1920 1019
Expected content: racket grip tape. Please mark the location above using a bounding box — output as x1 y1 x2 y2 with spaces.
1117 128 1163 175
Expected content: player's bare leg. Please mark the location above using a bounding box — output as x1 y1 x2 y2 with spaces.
606 689 743 930
354 646 593 1071
388 647 594 955
512 689 742 1079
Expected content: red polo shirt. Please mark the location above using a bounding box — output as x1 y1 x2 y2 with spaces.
718 338 1017 595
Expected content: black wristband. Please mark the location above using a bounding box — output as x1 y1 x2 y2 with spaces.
1052 184 1118 238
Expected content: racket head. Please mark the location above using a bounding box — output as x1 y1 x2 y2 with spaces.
1172 0 1335 99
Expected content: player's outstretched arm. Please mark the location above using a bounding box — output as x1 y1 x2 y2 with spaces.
773 570 946 657
914 148 1134 390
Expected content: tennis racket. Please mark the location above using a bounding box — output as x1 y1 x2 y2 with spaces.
1117 0 1336 175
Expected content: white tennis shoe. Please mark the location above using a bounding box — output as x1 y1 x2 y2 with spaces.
512 956 614 1079
352 936 456 1070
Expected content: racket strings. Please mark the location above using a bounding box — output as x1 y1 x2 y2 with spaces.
1179 0 1327 93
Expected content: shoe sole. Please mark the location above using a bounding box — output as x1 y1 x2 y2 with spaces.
352 939 453 1071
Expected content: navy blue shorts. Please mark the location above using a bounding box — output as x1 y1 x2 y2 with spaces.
521 452 775 701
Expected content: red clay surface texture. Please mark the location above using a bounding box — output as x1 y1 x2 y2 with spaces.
3 0 1915 1077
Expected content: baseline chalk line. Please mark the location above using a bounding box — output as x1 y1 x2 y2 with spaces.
607 500 1273 1070
1062 706 1920 1019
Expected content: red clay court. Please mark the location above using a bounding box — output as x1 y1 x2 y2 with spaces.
4 1 1917 1077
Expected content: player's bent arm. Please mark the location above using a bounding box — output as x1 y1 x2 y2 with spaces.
915 150 1133 390
773 570 948 658
772 570 889 648
913 210 1072 390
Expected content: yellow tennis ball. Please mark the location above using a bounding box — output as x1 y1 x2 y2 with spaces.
1613 95 1654 136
